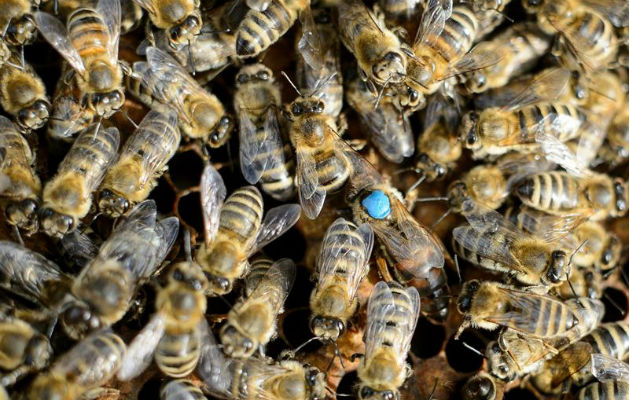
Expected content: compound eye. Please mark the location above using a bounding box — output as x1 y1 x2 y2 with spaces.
292 104 303 115
256 70 269 81
237 74 249 84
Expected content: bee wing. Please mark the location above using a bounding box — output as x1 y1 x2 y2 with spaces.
200 164 227 246
580 0 628 27
96 0 122 60
116 313 166 381
297 6 325 73
0 241 70 306
59 230 100 270
197 319 235 397
460 199 521 239
591 354 630 381
251 204 301 254
239 109 281 185
122 109 180 187
359 105 414 163
453 224 523 267
338 1 386 43
535 126 602 178
34 12 86 75
416 0 452 47
546 341 593 387
447 49 502 79
514 207 590 244
489 288 561 334
502 67 572 111
154 216 180 268
250 258 296 306
295 146 326 219
498 153 555 191
402 286 421 352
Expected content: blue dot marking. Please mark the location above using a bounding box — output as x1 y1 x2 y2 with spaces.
361 190 391 219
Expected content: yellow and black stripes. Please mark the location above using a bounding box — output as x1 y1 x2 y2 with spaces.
67 9 109 61
577 379 629 400
515 103 585 143
583 321 630 361
515 171 581 213
218 186 264 243
430 5 479 63
156 330 201 378
255 128 295 201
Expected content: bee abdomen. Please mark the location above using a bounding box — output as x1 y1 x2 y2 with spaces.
532 298 574 338
160 379 206 400
259 138 295 201
582 321 630 360
219 186 264 241
61 126 120 186
72 330 126 387
515 172 580 212
435 5 478 62
313 149 350 192
236 0 298 57
370 283 417 346
577 379 629 400
67 9 109 60
156 331 200 378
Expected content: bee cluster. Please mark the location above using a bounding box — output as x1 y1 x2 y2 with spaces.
0 0 627 398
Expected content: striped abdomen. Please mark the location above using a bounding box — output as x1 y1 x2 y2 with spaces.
236 0 306 57
452 226 511 273
160 379 206 400
515 103 585 143
514 171 581 213
244 258 273 296
560 12 616 71
323 220 368 277
577 379 629 400
218 186 264 244
583 322 630 361
508 294 578 338
254 127 295 201
67 8 109 62
0 122 39 197
419 5 478 63
369 283 417 352
156 330 201 378
311 142 351 193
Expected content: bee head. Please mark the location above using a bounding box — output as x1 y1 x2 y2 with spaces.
446 180 471 213
88 89 124 118
304 365 326 400
5 14 37 46
61 302 101 339
599 235 621 273
206 115 233 148
220 324 255 358
486 342 515 381
459 112 481 150
613 179 628 216
17 99 50 131
358 385 399 400
236 64 272 86
546 250 568 284
522 0 544 13
39 207 75 238
98 189 130 218
462 373 497 400
466 71 488 93
457 280 481 314
288 97 325 117
169 13 202 45
5 198 39 234
24 334 53 369
310 315 345 341
373 51 406 84
170 262 208 292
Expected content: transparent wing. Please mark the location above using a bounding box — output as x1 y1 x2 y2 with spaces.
591 354 630 381
200 164 226 246
459 198 521 236
116 313 166 381
416 0 452 47
489 288 559 334
197 318 233 397
295 146 326 219
96 0 121 60
0 241 70 305
502 67 571 111
251 204 301 254
34 12 85 75
297 6 325 73
338 0 385 44
350 223 374 299
401 286 421 354
59 230 100 270
238 109 278 185
154 216 180 267
361 106 414 163
546 341 593 387
514 207 590 244
364 281 396 361
535 127 601 178
497 153 556 191
448 50 502 79
249 258 296 307
453 225 521 268
580 0 628 27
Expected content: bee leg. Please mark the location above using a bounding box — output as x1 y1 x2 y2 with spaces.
376 257 394 283
0 364 32 387
80 387 120 400
258 345 266 358
11 225 23 246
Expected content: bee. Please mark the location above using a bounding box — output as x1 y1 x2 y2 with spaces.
198 323 327 400
576 378 629 400
27 329 126 400
346 75 414 163
462 372 503 400
0 0 38 47
220 258 295 358
235 0 309 58
117 261 207 379
337 0 408 90
463 22 552 94
0 116 41 235
356 281 420 400
129 46 233 148
285 85 352 219
98 109 180 218
0 53 50 131
0 315 52 387
0 241 72 311
196 164 301 295
35 0 126 118
379 0 421 20
234 63 294 201
296 6 343 119
309 218 373 341
161 379 205 400
596 99 629 168
39 125 119 238
514 171 628 220
456 280 604 339
132 0 201 48
60 200 179 339
394 2 491 112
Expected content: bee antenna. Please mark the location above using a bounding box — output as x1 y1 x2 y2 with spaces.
394 167 418 175
188 39 196 76
415 196 449 203
454 253 462 283
292 336 320 355
121 109 139 129
461 341 487 359
336 393 354 397
569 239 589 266
431 208 452 229
308 72 338 98
490 7 514 22
82 212 102 232
184 229 193 262
281 71 302 97
566 271 586 308
603 291 625 316
406 173 426 196
373 76 392 110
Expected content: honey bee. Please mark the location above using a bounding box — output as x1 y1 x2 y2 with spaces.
0 315 52 387
456 280 604 339
133 0 201 48
0 52 50 131
0 116 41 235
460 68 594 159
60 200 179 339
596 99 629 168
574 354 630 399
161 379 205 400
337 0 408 91
285 86 352 219
463 22 552 94
220 258 295 358
462 372 503 400
35 0 126 118
196 164 301 295
0 241 72 311
0 0 38 47
98 109 180 218
296 6 343 118
39 125 119 238
346 75 414 163
357 281 420 400
235 0 309 58
129 46 233 147
309 218 373 341
27 329 126 400
197 323 327 400
117 261 207 379
576 378 629 400
234 63 294 201
514 171 628 220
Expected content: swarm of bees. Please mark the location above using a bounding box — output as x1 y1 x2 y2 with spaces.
0 0 627 398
